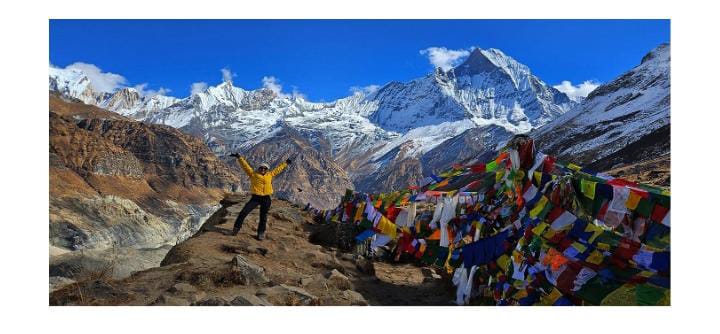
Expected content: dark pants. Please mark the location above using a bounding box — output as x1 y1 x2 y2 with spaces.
234 195 271 234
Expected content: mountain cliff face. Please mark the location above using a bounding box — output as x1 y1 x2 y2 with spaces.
49 94 241 279
421 125 514 174
229 127 355 209
533 43 670 185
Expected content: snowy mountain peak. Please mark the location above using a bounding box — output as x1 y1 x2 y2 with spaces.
49 66 97 104
452 47 534 91
101 87 142 112
641 43 670 65
453 48 504 77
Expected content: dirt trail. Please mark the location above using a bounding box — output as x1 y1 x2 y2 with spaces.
50 194 455 306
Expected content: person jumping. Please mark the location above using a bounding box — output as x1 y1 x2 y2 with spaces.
229 153 291 240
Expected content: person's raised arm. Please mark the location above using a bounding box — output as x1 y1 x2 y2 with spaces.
231 153 253 175
269 158 291 177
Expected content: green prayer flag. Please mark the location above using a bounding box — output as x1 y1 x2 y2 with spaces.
487 160 498 172
636 198 654 217
635 283 669 306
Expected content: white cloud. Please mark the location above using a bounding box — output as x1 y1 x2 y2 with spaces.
221 67 236 83
291 86 306 100
262 76 286 96
350 84 380 96
133 83 171 97
419 47 471 70
64 62 127 93
190 82 208 95
553 80 601 102
259 76 304 99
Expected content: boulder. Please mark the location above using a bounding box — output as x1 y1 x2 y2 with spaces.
230 255 270 285
421 267 435 278
256 284 318 306
153 294 191 306
302 274 330 292
230 292 271 306
342 290 369 306
354 257 375 276
192 297 230 306
165 283 207 303
299 277 314 287
169 282 198 294
325 269 352 290
49 276 76 293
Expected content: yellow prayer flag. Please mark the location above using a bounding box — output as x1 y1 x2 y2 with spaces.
584 223 604 243
585 250 605 265
571 242 587 253
626 191 642 210
532 222 549 236
534 171 542 185
378 216 397 239
513 283 527 294
567 163 582 172
496 254 510 272
529 196 549 218
543 228 557 240
638 270 655 278
580 179 596 200
540 288 563 305
354 203 365 222
596 242 611 251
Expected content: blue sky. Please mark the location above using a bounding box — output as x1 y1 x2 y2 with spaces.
50 20 669 101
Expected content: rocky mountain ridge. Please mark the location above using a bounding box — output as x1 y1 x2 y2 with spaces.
532 43 670 186
49 93 241 281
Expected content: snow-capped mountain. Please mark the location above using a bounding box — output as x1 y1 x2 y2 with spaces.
370 48 573 134
533 43 670 181
50 46 576 194
49 67 109 105
49 67 180 119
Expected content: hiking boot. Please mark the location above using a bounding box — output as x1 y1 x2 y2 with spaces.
256 232 266 241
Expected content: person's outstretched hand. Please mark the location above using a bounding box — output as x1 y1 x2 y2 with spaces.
229 153 240 158
286 158 292 164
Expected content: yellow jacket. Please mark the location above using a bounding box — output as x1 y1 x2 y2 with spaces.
238 157 288 196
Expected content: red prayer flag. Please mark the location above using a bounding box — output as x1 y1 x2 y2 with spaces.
546 206 565 224
471 163 486 174
651 204 669 223
542 156 556 174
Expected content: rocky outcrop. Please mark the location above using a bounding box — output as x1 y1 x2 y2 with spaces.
50 195 455 306
49 94 241 279
230 255 270 285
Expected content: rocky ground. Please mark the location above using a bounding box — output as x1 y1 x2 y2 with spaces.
50 194 455 306
603 154 670 188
